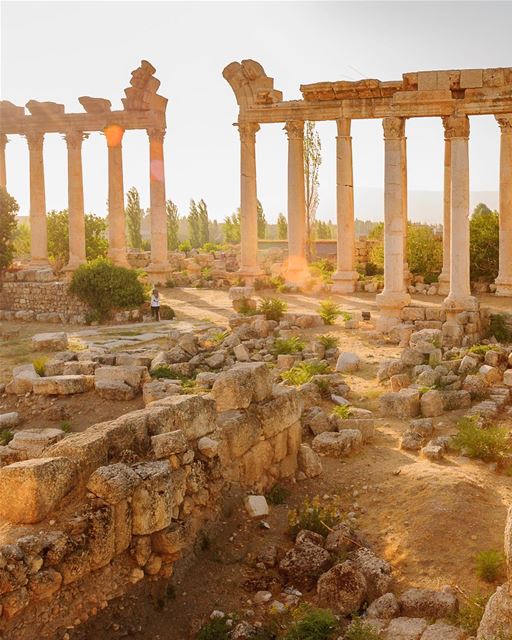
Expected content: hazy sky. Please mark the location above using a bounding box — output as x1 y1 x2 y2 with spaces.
2 1 511 223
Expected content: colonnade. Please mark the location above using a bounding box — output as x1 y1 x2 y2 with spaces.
236 112 512 324
0 126 170 275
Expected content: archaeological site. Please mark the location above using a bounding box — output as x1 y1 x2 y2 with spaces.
0 2 511 640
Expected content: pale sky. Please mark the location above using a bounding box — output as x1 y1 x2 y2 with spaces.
2 1 511 223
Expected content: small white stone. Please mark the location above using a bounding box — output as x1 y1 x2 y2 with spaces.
244 495 269 518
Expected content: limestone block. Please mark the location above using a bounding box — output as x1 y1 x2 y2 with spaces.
254 387 303 437
297 443 322 478
366 592 400 619
229 286 255 301
380 389 421 418
116 353 153 368
421 622 466 640
45 430 109 478
216 410 262 460
31 332 68 351
312 430 363 457
420 390 444 417
33 375 94 395
95 365 149 390
0 412 20 428
62 360 96 375
244 495 269 518
417 71 438 91
398 587 458 618
335 418 375 443
280 539 332 586
87 463 141 503
6 364 40 395
87 505 116 570
384 617 428 640
151 521 189 555
460 68 483 88
142 379 182 405
241 440 273 488
316 561 367 615
277 354 301 369
197 436 219 458
233 344 250 362
409 329 442 354
131 461 174 535
147 395 216 439
0 457 76 523
28 568 63 601
402 307 426 321
211 362 273 411
151 430 188 458
336 352 361 373
8 428 65 457
353 547 392 602
477 584 512 639
441 390 471 411
96 379 138 400
478 364 502 384
113 500 132 555
505 505 512 575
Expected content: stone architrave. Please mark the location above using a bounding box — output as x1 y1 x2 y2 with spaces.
238 122 262 279
442 115 477 315
106 125 130 267
146 127 171 278
64 130 87 270
284 120 308 283
332 118 358 293
438 122 452 295
26 132 49 266
0 133 7 188
495 115 512 296
376 116 410 331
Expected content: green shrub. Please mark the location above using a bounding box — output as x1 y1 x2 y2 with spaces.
274 336 305 355
451 594 490 635
266 484 290 505
211 330 229 345
0 429 14 446
253 277 268 291
32 357 47 376
475 550 506 583
281 361 329 386
319 300 342 325
201 266 213 280
150 365 178 380
344 618 381 640
178 240 192 253
258 297 287 322
202 242 222 253
288 496 341 538
318 334 339 349
470 204 499 280
468 344 494 355
60 420 72 433
332 405 352 419
451 416 510 463
197 616 231 640
310 259 335 284
313 377 331 398
70 258 147 319
284 605 338 640
489 314 512 343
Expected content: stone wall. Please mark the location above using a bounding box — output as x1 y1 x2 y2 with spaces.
0 366 303 639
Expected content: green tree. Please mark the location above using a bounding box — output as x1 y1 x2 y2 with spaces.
407 223 443 283
13 222 31 258
257 200 267 239
47 210 108 263
304 121 322 261
277 212 288 240
470 203 499 280
125 187 143 249
223 210 240 244
85 214 109 260
315 220 333 239
188 199 201 248
197 199 209 245
166 199 180 250
0 186 19 268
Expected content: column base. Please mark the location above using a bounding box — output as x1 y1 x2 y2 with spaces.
64 259 86 272
108 249 131 269
146 262 172 284
28 258 50 268
283 255 309 286
437 271 450 296
331 270 359 294
375 290 411 333
237 265 263 284
494 278 512 297
442 293 479 315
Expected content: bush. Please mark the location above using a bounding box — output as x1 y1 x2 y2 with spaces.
344 618 381 640
60 420 72 433
0 429 14 446
47 210 108 263
0 186 19 269
468 344 494 356
70 258 147 319
32 357 47 376
310 259 335 284
319 300 342 325
258 297 287 322
470 204 499 280
475 550 506 583
281 361 329 386
197 616 230 640
407 223 443 282
318 334 339 349
489 314 512 343
451 594 490 635
451 416 510 463
284 605 338 640
201 242 222 253
178 240 192 253
266 484 290 505
288 496 341 538
274 336 305 355
150 365 179 380
332 405 352 419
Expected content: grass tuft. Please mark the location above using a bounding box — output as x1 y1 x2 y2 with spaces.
475 549 506 583
451 416 510 463
288 495 341 538
274 336 305 355
281 361 329 386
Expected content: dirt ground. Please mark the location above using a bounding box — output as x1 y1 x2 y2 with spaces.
1 288 511 639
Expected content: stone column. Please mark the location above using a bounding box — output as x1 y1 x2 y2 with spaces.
284 120 308 283
443 115 477 314
376 117 410 331
65 130 87 270
401 134 411 286
238 122 262 278
0 134 7 189
332 118 358 293
147 127 170 277
106 125 130 267
438 124 452 295
26 132 49 266
495 115 512 296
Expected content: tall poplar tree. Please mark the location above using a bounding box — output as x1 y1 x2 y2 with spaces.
303 122 321 261
188 199 201 248
166 199 180 250
125 187 143 249
277 212 288 240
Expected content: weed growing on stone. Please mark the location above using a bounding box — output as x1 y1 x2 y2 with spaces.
318 334 339 349
281 362 329 386
344 617 381 640
258 297 288 321
60 420 72 433
210 330 229 345
288 496 341 538
467 344 494 356
196 616 231 640
331 405 352 419
274 337 305 355
284 604 338 640
150 365 178 379
452 416 510 463
475 549 506 582
451 593 490 635
318 300 342 325
32 357 47 376
0 429 14 446
237 299 258 316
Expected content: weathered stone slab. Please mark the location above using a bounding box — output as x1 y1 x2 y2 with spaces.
31 332 68 351
131 461 174 535
8 428 65 457
33 375 94 395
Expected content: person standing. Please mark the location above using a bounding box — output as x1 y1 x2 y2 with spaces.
150 287 161 321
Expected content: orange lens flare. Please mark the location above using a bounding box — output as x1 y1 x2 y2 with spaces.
104 124 124 147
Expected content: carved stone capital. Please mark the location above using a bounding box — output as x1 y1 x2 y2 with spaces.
0 133 8 149
147 127 165 144
64 130 86 150
382 117 405 139
496 114 512 132
336 118 351 138
284 120 304 140
442 115 469 139
25 132 45 151
237 122 260 143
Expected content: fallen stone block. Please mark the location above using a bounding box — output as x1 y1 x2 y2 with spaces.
316 560 367 615
398 587 458 619
95 365 149 390
0 457 76 523
384 617 428 640
420 390 444 417
312 430 363 457
380 388 421 418
211 362 273 411
142 379 181 405
147 394 216 439
31 332 68 351
87 463 141 504
6 364 40 395
336 352 361 373
297 443 322 478
0 412 20 428
8 428 65 457
33 375 94 395
244 495 269 518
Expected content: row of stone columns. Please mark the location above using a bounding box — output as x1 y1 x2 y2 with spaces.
0 127 170 274
236 112 512 308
